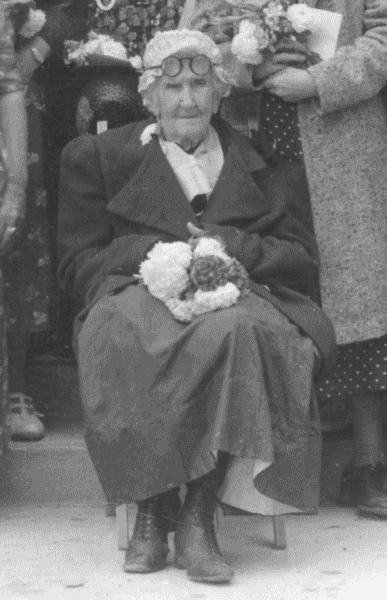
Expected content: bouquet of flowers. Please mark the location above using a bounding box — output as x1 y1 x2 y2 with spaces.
191 0 322 66
136 236 250 323
4 0 46 41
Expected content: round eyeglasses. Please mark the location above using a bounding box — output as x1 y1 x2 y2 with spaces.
150 54 213 78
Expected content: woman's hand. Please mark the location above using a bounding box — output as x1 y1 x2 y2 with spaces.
0 182 26 255
252 53 307 83
263 67 318 102
187 222 206 238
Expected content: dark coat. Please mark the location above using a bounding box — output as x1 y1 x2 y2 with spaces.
57 118 336 377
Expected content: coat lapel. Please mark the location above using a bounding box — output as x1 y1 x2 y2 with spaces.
107 135 200 241
204 126 271 224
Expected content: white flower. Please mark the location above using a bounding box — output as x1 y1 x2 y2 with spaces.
166 298 195 323
286 3 314 33
192 237 230 261
239 19 258 38
98 38 128 60
193 283 241 314
65 32 128 65
19 9 46 38
263 1 285 19
231 33 264 65
138 241 192 301
147 241 192 266
129 55 143 71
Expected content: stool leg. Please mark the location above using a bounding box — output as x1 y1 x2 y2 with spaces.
117 504 132 550
105 503 116 517
272 515 287 549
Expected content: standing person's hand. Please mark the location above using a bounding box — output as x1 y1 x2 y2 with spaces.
39 0 88 54
0 181 26 254
252 53 308 84
263 67 318 102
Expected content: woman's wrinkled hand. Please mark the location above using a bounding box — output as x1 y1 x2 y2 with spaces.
263 67 318 102
187 222 206 238
0 182 26 255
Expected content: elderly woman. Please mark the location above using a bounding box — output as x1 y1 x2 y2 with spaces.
57 29 336 584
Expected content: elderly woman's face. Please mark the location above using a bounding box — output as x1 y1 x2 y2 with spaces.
155 56 219 149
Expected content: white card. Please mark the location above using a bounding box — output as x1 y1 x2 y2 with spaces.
307 8 343 60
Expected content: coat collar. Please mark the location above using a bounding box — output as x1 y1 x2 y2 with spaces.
106 118 270 241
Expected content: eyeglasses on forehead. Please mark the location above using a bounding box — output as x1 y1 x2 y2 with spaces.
148 54 214 77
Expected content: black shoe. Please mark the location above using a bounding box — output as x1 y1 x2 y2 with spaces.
124 488 180 573
174 472 233 584
339 462 387 517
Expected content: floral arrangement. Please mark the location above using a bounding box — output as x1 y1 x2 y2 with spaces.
136 236 249 323
192 0 321 66
4 0 46 40
64 31 129 66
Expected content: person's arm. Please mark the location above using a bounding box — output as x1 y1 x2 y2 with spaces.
0 4 27 252
191 165 319 293
57 134 168 309
306 0 387 114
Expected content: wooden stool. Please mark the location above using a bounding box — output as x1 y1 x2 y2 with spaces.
113 504 287 551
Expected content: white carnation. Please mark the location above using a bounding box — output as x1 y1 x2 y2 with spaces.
98 39 128 60
129 55 143 71
147 241 192 267
140 262 190 301
286 3 314 33
231 33 263 65
239 19 258 38
166 298 195 323
193 283 241 314
192 237 229 261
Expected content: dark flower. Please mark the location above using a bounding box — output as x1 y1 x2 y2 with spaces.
190 256 229 291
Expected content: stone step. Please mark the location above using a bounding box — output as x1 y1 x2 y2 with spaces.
0 425 107 508
0 419 355 508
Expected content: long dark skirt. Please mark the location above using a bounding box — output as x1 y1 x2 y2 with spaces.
77 284 320 514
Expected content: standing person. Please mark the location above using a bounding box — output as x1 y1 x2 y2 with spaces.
0 0 28 452
220 0 387 515
3 0 87 441
57 28 336 583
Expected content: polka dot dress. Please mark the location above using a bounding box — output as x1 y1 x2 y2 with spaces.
260 90 304 164
317 336 387 399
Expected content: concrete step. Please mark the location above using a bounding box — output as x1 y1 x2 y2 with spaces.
0 425 107 508
0 420 356 508
7 354 361 509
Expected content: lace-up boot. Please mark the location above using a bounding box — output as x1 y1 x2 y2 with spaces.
174 472 233 584
124 487 180 573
